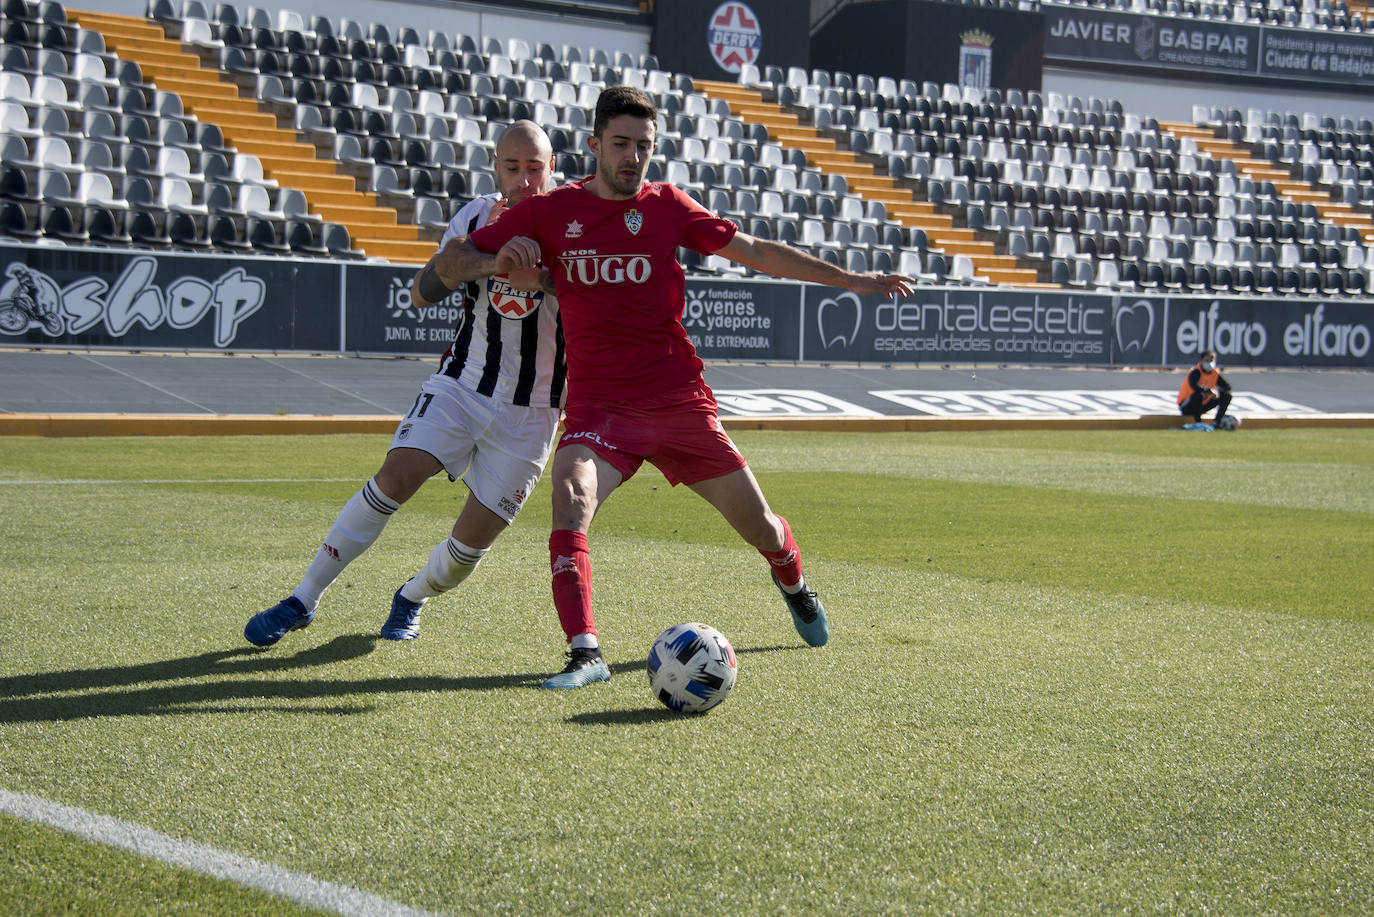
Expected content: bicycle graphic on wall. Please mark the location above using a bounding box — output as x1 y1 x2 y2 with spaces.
0 266 64 336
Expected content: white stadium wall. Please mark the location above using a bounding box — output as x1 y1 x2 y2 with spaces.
1044 65 1374 124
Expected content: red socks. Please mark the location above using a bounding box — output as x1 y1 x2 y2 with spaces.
758 514 803 587
551 517 800 643
549 529 596 642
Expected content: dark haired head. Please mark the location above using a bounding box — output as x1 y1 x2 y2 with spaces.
593 85 656 137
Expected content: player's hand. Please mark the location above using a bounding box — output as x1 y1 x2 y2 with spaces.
507 265 552 294
495 236 541 274
846 272 916 300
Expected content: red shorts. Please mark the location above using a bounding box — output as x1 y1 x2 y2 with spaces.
558 382 747 486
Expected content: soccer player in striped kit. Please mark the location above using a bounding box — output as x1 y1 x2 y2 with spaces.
426 87 915 688
245 121 564 646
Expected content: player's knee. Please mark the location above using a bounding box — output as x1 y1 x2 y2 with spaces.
554 495 596 531
372 471 415 505
375 450 440 504
739 513 783 551
552 478 597 530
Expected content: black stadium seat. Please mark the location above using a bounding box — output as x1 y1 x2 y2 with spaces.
0 200 39 240
287 219 328 256
128 209 169 247
169 211 210 249
209 213 249 251
87 206 130 246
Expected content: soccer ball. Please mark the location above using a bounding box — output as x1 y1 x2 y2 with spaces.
647 623 738 714
1217 414 1242 431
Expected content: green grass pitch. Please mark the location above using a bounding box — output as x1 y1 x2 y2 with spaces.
1 428 1371 915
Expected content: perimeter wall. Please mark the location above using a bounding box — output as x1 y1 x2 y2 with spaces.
2 244 1370 369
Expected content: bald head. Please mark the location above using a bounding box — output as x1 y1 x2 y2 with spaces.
494 120 555 204
497 120 553 158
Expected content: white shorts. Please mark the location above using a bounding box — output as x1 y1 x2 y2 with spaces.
389 374 560 524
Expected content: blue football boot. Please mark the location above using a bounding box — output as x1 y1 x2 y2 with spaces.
244 596 314 647
539 646 611 689
380 587 423 640
773 572 829 647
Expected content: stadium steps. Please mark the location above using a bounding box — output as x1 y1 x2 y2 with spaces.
695 79 1040 286
66 8 435 263
1163 121 1374 245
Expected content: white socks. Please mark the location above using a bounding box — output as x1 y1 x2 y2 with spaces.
291 479 489 614
400 536 488 602
570 633 599 650
293 478 399 610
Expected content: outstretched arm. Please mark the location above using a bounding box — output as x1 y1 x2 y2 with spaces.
411 235 544 307
716 231 915 299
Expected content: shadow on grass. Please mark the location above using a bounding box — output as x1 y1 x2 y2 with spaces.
598 642 800 679
0 639 815 725
0 634 571 724
564 643 806 727
0 634 382 698
734 644 807 657
565 707 684 726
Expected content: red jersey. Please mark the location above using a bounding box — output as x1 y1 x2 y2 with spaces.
468 178 736 404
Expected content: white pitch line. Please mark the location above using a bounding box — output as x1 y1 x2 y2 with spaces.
0 788 444 917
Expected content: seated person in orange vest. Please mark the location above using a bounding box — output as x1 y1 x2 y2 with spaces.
1177 349 1233 426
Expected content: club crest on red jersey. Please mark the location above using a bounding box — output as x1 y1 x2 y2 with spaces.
624 209 644 235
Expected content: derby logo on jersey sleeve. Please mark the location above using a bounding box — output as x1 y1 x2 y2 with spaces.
480 200 544 318
486 276 544 319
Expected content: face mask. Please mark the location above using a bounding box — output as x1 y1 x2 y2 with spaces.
1202 362 1216 372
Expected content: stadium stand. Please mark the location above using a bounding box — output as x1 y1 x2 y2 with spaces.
1 0 1373 294
948 0 1373 33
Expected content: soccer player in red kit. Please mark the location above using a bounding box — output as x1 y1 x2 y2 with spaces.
423 86 914 688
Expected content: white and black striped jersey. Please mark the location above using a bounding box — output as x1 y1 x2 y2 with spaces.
435 194 566 408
